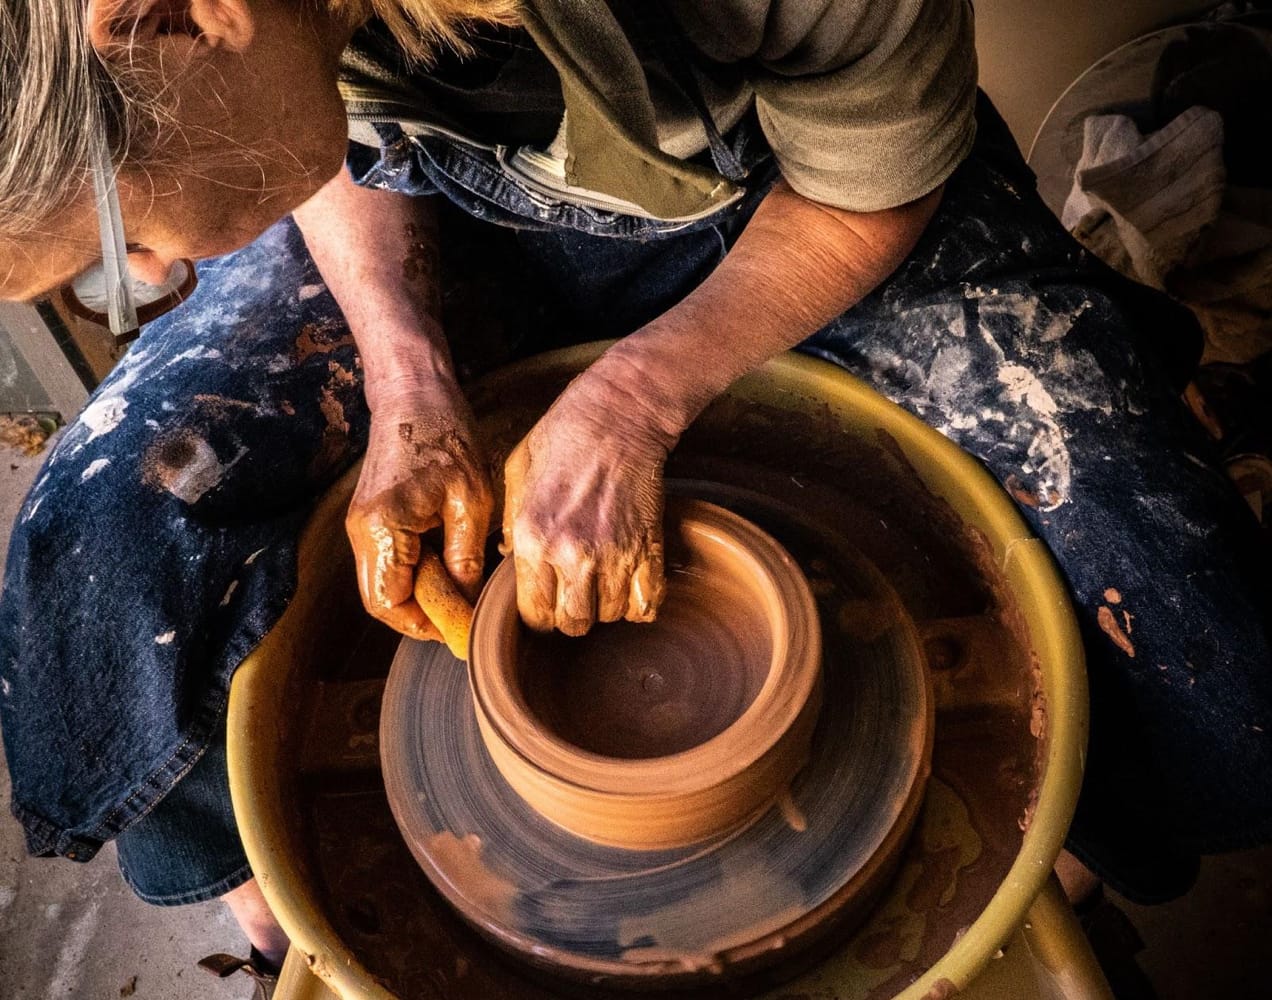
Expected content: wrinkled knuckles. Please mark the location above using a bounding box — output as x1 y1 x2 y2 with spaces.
545 536 598 576
449 556 484 579
390 528 423 568
508 525 546 566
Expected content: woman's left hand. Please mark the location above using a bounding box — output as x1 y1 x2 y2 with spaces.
502 365 678 636
501 183 947 637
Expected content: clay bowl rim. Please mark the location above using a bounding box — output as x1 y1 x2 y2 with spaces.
468 497 822 799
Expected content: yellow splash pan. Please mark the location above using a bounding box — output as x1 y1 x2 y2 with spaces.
228 345 1105 999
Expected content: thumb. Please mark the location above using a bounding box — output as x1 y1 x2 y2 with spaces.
442 490 489 604
353 517 421 612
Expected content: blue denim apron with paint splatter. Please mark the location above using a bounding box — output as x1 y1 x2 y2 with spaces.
2 76 1270 903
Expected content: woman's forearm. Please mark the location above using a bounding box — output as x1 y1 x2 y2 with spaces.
594 180 944 438
296 170 495 638
293 169 456 410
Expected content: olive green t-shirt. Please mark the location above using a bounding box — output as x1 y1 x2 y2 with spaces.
340 0 977 213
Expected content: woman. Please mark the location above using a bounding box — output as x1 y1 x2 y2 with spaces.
2 0 1269 993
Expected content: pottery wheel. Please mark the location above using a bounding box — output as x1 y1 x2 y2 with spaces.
380 484 934 989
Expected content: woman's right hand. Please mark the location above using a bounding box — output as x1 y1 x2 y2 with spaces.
345 378 494 641
294 172 490 644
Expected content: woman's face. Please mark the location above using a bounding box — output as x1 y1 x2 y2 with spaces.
0 0 353 300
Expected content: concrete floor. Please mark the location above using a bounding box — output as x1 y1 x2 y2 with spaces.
1125 849 1272 999
1 438 1270 1000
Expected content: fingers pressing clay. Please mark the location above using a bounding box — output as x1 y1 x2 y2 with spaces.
413 549 474 660
597 560 634 623
555 560 598 636
628 539 666 623
500 359 676 636
349 515 440 640
345 384 494 643
514 554 558 634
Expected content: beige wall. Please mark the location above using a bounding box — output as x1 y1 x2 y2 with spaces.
974 0 1216 152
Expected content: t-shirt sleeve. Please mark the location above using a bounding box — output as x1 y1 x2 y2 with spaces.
668 0 978 211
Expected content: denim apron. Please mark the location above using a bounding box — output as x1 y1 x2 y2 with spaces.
2 54 1270 903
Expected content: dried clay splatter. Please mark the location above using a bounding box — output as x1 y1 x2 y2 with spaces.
1097 604 1135 658
424 832 517 923
309 360 359 479
79 396 129 443
80 458 110 482
777 788 808 833
142 428 244 504
859 292 1104 514
293 319 355 365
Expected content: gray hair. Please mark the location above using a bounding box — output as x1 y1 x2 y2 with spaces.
336 0 521 63
0 0 126 238
1 0 520 240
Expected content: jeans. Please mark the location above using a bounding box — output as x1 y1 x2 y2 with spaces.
2 93 1269 904
115 723 251 905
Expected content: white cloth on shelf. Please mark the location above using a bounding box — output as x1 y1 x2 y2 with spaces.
1063 106 1272 363
1061 107 1226 290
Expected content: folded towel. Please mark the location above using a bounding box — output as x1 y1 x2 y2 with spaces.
1061 107 1226 289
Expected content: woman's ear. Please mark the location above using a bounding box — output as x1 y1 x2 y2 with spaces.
86 0 256 58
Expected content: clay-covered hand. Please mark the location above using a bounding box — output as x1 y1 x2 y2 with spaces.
346 379 493 644
503 368 678 636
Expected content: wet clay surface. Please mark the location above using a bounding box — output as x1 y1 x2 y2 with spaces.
291 365 1045 998
516 559 772 760
511 503 788 758
455 499 828 856
381 486 925 982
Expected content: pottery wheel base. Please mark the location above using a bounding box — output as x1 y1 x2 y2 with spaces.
380 485 935 990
